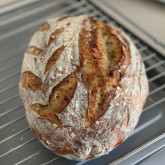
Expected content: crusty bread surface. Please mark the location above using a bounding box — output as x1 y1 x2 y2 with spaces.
19 15 148 160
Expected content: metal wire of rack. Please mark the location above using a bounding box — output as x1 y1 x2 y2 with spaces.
0 0 165 165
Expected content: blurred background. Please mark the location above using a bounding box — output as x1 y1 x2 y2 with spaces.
0 0 165 55
92 0 165 55
0 0 165 165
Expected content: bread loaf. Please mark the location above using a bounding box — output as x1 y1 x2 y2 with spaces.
19 15 148 160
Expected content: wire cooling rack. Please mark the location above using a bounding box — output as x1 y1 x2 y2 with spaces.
0 0 165 164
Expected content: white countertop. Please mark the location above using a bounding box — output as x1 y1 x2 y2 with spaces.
108 0 165 47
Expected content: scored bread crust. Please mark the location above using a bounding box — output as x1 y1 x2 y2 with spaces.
19 15 148 160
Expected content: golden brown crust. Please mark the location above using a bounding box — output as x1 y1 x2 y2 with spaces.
47 28 64 47
30 73 77 125
79 17 130 126
38 23 50 31
44 46 65 73
57 15 74 21
26 46 45 57
31 127 74 155
19 15 148 160
21 71 46 92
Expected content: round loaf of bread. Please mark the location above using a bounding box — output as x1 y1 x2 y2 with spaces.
19 15 148 160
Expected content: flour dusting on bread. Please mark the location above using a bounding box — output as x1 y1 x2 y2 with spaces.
19 15 148 160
